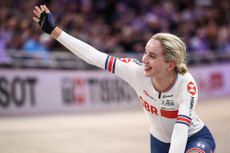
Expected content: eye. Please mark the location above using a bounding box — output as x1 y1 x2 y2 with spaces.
149 54 156 59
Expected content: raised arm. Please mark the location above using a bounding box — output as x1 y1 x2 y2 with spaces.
33 5 142 86
33 5 108 69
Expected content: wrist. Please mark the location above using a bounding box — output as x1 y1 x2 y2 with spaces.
51 27 62 39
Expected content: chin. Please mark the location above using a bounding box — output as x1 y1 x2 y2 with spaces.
143 72 152 77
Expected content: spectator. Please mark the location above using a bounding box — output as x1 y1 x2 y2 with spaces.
0 23 11 64
23 31 49 59
0 0 229 66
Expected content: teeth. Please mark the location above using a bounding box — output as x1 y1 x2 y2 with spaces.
144 66 151 70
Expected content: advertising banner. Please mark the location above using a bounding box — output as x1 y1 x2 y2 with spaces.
190 64 230 99
0 70 138 115
0 63 230 115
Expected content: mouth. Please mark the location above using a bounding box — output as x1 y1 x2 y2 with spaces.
143 65 152 72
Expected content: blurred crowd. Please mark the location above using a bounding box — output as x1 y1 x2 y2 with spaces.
0 0 230 65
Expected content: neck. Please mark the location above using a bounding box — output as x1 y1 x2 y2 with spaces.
151 72 177 92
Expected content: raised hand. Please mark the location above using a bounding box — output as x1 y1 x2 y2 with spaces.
33 5 56 34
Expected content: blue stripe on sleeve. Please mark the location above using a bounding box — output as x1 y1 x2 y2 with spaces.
105 55 110 70
178 114 191 120
112 58 117 73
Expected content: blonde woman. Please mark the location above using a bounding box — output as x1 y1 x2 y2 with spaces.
33 5 216 153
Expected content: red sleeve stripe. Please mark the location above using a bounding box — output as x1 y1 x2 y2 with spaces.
108 56 114 72
178 114 191 120
177 117 191 124
176 115 191 126
105 56 116 73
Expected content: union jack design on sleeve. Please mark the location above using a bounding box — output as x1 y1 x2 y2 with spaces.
176 115 191 126
105 55 117 73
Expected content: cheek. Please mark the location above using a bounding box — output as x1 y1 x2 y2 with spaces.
149 59 161 67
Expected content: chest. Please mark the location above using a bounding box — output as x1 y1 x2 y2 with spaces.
138 89 180 119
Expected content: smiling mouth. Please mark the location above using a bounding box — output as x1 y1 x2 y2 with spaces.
144 66 152 71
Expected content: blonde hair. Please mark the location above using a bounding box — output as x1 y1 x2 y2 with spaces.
152 33 187 74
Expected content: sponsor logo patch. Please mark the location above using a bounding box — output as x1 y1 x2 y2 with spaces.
187 81 196 96
161 99 174 106
162 94 173 98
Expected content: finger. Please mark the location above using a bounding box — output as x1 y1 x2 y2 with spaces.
33 10 40 18
40 5 45 12
33 17 40 23
35 6 42 14
43 5 50 13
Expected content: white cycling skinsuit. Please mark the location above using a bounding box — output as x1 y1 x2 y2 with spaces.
56 31 215 153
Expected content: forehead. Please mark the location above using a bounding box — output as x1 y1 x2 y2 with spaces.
145 39 163 55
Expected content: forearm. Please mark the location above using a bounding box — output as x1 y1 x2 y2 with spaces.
169 124 188 153
54 28 107 68
33 6 107 69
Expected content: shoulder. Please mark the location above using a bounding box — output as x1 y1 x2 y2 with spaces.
177 72 198 96
116 57 143 71
118 58 142 66
179 72 196 83
112 57 145 87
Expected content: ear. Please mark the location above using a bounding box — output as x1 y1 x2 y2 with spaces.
168 61 176 71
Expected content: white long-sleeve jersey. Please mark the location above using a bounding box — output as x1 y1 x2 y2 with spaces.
56 31 204 153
